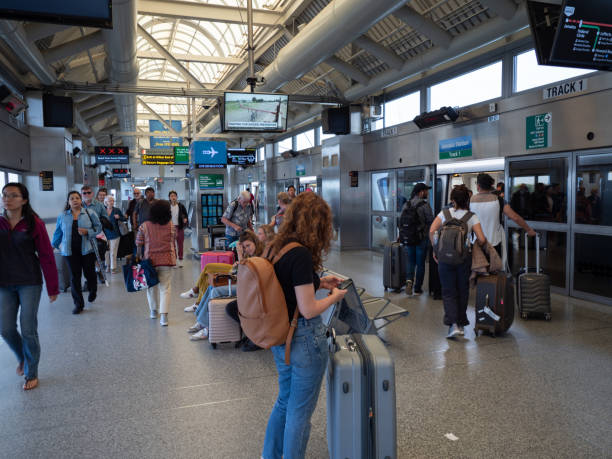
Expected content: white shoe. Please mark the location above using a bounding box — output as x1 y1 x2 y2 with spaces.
446 324 461 339
150 310 158 319
458 326 465 336
190 328 208 341
187 322 204 334
160 313 168 326
180 288 196 299
184 303 198 313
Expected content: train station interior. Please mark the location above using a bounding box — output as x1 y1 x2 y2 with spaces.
0 0 611 457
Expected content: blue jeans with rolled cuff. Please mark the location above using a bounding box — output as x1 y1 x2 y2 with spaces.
195 284 237 328
262 316 328 459
0 284 43 380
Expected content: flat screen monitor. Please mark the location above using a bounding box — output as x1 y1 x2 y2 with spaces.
322 106 350 135
227 148 256 166
223 92 288 132
0 1 112 28
549 0 612 71
43 94 74 128
527 1 562 65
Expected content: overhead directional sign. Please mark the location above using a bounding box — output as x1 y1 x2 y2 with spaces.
439 136 472 160
191 141 227 169
174 146 190 164
95 146 129 164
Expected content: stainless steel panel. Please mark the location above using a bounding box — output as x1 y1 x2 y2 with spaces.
0 111 30 171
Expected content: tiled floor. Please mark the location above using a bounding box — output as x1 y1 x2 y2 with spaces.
1 244 611 458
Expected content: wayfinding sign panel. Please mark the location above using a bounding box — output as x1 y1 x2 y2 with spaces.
526 113 552 150
439 136 473 160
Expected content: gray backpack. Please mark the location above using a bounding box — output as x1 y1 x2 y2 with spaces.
435 209 473 265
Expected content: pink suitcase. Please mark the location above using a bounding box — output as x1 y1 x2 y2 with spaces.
200 251 235 271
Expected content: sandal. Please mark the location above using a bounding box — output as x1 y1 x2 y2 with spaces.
23 378 38 391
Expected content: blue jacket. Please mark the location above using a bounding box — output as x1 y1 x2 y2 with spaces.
52 208 102 256
84 200 106 219
103 206 126 240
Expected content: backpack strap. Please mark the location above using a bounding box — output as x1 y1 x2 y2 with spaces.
265 241 304 365
442 208 452 222
498 196 505 225
460 211 473 223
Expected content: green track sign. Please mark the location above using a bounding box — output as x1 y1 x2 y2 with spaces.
526 113 552 150
174 146 190 164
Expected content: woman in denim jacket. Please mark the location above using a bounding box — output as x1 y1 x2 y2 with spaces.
262 192 346 459
52 191 102 314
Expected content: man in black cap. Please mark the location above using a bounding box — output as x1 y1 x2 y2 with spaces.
398 182 433 295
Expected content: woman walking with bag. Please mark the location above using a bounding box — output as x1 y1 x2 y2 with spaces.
103 195 126 274
429 186 486 338
0 183 59 390
52 191 102 314
135 200 176 326
262 192 346 459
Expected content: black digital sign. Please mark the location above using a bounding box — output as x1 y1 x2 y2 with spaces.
112 168 131 178
95 146 129 165
227 148 256 166
550 0 612 71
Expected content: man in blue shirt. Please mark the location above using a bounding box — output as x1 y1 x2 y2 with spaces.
81 185 106 218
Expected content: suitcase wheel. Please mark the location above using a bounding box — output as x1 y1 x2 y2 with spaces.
211 343 217 349
545 313 552 321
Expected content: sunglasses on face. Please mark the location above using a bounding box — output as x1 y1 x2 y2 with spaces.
82 191 92 195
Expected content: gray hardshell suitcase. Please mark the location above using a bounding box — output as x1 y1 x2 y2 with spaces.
327 333 397 459
54 252 71 292
518 233 551 320
208 278 242 348
383 242 405 292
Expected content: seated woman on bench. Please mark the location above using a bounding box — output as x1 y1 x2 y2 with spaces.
187 230 263 341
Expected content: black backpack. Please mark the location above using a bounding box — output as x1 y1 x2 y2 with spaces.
435 209 474 265
399 201 425 245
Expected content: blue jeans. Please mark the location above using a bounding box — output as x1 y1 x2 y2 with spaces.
195 284 237 328
262 316 328 459
404 240 427 291
0 284 43 380
438 258 472 326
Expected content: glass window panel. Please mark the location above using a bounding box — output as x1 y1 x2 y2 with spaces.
371 172 393 212
576 153 612 226
257 146 265 162
0 172 5 192
509 158 567 222
508 228 566 289
277 138 292 154
7 173 19 183
371 215 394 249
296 130 314 151
396 168 426 212
514 50 595 93
319 126 336 143
429 61 502 110
370 118 383 131
574 233 612 299
385 91 420 128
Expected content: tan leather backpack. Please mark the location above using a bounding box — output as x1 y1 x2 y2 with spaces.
237 242 302 365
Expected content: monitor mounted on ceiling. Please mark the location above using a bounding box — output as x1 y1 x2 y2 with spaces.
549 0 612 71
223 92 289 132
0 0 113 29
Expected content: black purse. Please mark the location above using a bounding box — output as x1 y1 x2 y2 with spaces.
99 215 114 231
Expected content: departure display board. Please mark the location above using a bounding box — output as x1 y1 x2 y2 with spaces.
550 0 612 71
112 168 131 178
227 148 256 166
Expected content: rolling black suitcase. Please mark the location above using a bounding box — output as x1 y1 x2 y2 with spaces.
428 250 441 299
383 242 405 292
518 233 551 320
474 271 515 336
327 333 397 459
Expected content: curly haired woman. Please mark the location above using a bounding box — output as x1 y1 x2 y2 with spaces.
262 192 346 459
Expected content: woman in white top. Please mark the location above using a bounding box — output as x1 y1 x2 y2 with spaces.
470 174 535 262
430 186 486 338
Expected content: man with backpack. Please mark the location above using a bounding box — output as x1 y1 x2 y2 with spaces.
398 183 434 295
220 191 254 245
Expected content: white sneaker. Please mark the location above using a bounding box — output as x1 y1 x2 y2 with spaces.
458 326 465 336
160 313 168 326
184 303 198 313
180 288 196 299
150 310 158 319
446 324 461 339
187 322 204 334
190 328 208 341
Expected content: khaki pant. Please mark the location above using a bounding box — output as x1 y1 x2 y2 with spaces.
146 266 173 314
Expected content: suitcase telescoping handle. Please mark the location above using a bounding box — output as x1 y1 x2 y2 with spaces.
524 231 540 273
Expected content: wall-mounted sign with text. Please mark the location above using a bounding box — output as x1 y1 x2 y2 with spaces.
174 146 190 164
199 174 225 190
296 164 306 176
95 146 129 164
439 136 472 160
526 113 552 150
39 171 53 191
